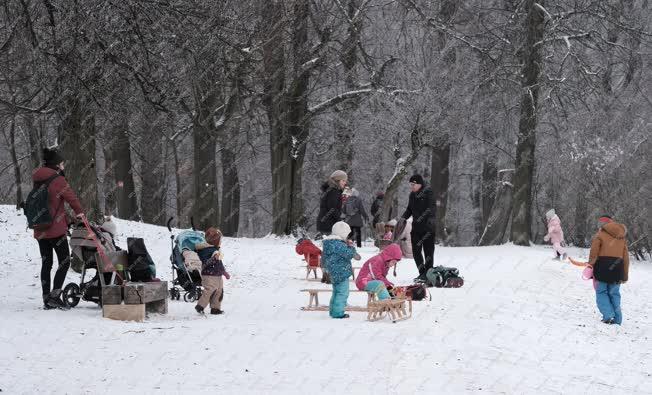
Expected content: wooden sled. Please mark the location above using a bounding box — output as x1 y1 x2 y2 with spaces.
300 289 377 311
367 298 412 323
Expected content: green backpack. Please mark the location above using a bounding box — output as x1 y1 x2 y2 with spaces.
23 174 60 230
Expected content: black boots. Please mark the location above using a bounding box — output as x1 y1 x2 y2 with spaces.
321 273 332 284
195 305 205 314
210 308 223 315
44 289 69 310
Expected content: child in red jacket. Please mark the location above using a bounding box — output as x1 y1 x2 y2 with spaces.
296 238 322 279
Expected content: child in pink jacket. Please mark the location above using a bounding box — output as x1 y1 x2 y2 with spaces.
355 243 403 300
544 209 567 260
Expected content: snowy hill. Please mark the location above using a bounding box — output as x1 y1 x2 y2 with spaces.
1 205 651 394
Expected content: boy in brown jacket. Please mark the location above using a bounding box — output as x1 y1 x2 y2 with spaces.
588 215 630 325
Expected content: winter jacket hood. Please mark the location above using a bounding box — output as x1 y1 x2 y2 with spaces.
601 222 626 239
355 243 402 290
296 239 322 267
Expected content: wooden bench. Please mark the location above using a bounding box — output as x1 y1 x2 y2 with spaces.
97 251 168 322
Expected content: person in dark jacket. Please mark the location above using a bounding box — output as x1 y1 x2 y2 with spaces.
343 188 368 248
401 174 436 282
316 170 347 235
370 192 386 227
32 148 85 309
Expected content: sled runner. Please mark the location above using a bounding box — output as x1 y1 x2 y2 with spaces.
367 298 412 323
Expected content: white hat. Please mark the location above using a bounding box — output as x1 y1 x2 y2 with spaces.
545 209 556 220
330 221 351 241
387 219 398 227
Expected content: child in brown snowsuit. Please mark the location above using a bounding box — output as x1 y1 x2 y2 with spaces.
195 228 230 315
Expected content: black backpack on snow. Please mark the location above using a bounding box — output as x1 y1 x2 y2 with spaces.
127 237 156 282
23 174 60 230
426 266 464 288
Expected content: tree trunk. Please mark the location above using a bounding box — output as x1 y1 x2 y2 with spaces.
333 0 361 183
430 142 450 243
58 97 100 221
109 120 139 220
140 118 167 225
479 170 514 246
446 136 482 246
262 0 311 235
191 119 219 230
9 119 23 208
23 115 42 170
573 188 588 247
510 0 545 246
170 140 183 222
220 141 240 237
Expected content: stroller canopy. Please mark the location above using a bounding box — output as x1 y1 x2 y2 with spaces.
175 230 206 252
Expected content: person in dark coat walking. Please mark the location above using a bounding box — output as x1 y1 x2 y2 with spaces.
401 174 436 282
32 148 85 309
316 170 347 235
343 188 368 248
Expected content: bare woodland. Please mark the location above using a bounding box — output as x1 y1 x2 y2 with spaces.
1 1 650 258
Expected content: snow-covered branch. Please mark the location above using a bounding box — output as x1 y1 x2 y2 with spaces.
307 89 373 115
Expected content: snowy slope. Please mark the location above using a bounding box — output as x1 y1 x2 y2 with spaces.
0 205 651 394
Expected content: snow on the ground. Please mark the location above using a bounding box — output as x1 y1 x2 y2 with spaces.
0 205 651 394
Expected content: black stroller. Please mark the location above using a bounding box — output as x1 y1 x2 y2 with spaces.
63 221 118 307
167 217 203 302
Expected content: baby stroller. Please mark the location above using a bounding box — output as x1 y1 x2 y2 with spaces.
167 217 203 302
63 220 119 307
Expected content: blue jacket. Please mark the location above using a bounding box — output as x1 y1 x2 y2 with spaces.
322 239 356 284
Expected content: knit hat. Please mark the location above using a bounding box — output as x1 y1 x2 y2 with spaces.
205 227 222 247
386 219 398 227
331 221 351 241
545 209 556 220
330 170 348 183
409 174 424 185
43 148 64 167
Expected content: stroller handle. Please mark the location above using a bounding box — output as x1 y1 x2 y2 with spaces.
167 217 174 232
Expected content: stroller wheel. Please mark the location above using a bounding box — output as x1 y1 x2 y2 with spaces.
63 283 81 308
183 292 192 302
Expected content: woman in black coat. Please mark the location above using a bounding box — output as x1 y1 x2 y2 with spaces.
316 170 348 235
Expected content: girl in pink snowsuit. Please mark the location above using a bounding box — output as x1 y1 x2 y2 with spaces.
355 244 402 300
544 209 567 260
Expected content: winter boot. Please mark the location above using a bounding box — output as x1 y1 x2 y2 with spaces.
602 318 615 325
414 273 427 283
195 305 205 315
561 253 568 261
210 308 223 315
45 289 69 310
43 294 54 310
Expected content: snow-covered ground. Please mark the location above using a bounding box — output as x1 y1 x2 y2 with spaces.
1 205 651 394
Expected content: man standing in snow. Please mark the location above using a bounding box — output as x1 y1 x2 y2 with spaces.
31 148 85 309
588 215 630 325
401 174 436 283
